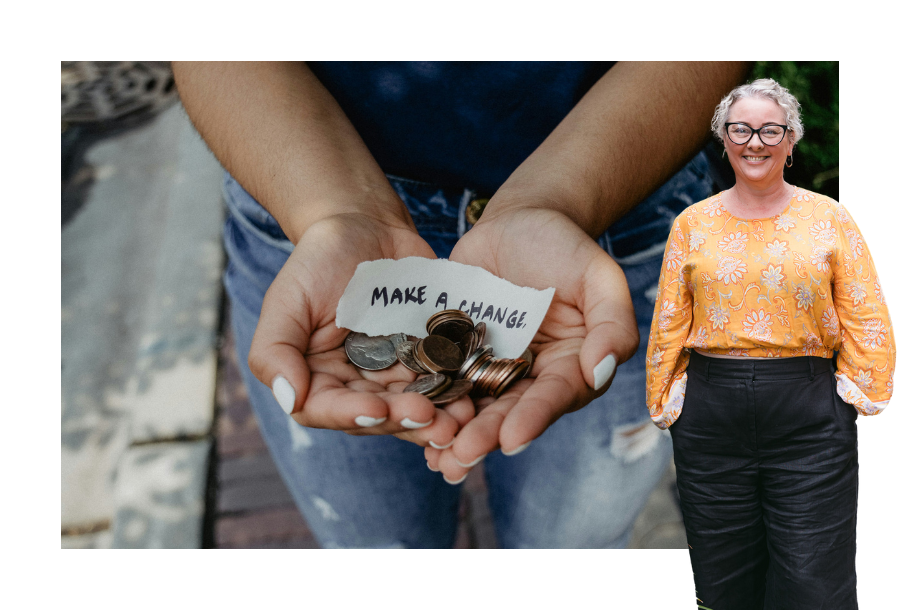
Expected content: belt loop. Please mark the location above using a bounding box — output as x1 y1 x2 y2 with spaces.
808 357 815 380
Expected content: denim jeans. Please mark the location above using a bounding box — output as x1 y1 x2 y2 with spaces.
221 151 713 548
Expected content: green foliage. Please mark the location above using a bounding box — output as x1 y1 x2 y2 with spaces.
750 61 839 199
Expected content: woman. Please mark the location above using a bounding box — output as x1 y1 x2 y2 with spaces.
174 62 749 549
646 78 894 609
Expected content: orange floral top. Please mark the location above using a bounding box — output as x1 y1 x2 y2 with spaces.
646 187 895 429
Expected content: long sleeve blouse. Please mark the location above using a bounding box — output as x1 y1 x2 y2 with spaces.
645 187 895 430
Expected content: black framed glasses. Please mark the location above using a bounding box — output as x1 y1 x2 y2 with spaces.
725 122 788 146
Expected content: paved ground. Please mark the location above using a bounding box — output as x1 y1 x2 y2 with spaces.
61 100 688 549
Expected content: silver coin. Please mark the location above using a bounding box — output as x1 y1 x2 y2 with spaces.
389 333 408 350
403 373 451 397
459 344 493 378
344 332 398 370
397 340 427 374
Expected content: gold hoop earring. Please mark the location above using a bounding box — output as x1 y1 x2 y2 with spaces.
786 154 793 168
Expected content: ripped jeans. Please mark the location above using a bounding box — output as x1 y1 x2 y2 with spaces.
222 151 713 548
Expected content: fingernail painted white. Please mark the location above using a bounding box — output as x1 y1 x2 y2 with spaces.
501 440 532 456
272 375 295 415
443 473 468 485
593 354 617 390
401 417 433 429
355 415 387 427
456 454 485 468
429 439 454 449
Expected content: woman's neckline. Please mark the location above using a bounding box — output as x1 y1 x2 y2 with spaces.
719 184 796 221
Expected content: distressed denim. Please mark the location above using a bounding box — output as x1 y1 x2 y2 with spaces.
221 150 713 548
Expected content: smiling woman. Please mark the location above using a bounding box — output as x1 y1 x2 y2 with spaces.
647 78 894 609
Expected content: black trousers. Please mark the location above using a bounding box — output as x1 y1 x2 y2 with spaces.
669 352 858 610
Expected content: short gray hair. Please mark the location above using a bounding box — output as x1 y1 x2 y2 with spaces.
711 78 804 145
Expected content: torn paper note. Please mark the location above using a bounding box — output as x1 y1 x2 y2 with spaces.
335 257 555 359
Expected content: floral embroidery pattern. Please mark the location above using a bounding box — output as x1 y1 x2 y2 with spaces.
688 231 705 252
646 190 894 429
796 189 817 203
796 330 824 356
742 308 773 342
703 199 724 217
707 305 729 330
760 264 784 291
765 239 789 257
794 284 814 310
810 246 832 274
690 326 709 348
665 245 684 272
863 318 887 349
718 231 748 254
853 369 874 393
717 256 747 285
809 220 837 245
657 299 678 331
822 306 840 337
848 282 867 306
845 228 864 260
836 204 850 224
774 214 796 232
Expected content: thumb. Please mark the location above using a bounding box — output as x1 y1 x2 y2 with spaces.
247 288 314 416
579 256 640 392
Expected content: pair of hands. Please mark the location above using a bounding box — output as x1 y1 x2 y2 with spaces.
248 206 639 483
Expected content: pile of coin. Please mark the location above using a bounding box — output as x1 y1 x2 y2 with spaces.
343 309 533 405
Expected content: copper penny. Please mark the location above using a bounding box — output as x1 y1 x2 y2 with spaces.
492 359 527 397
427 309 470 334
430 318 474 344
460 330 477 362
468 359 494 393
473 322 487 348
417 335 464 374
431 379 474 405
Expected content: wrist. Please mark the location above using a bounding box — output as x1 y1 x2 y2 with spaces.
477 188 608 239
274 186 416 245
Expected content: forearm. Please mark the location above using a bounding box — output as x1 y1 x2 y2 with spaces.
482 61 750 238
172 61 413 243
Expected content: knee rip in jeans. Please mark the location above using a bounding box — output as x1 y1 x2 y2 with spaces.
610 421 665 463
288 419 313 451
312 496 341 522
